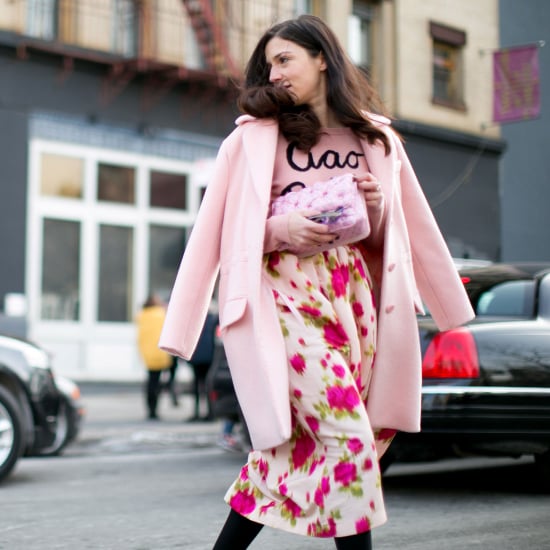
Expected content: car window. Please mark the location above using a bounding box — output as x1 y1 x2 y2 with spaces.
475 280 535 317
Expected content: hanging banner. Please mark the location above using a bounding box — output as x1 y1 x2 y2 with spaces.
493 44 541 123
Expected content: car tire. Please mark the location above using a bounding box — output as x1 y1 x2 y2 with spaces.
534 450 550 491
35 397 71 457
0 385 25 482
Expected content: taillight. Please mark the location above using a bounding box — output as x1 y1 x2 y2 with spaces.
422 327 479 378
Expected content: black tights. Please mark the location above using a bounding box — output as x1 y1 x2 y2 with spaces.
335 530 372 550
212 510 263 549
212 509 372 549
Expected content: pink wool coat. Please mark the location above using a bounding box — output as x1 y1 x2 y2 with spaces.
159 114 475 451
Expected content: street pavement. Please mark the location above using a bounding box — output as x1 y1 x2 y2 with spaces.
68 379 230 457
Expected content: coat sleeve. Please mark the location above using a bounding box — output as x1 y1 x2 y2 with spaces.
393 134 475 331
159 141 231 358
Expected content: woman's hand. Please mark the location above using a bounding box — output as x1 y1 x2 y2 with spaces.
287 211 338 252
354 173 384 212
354 172 386 250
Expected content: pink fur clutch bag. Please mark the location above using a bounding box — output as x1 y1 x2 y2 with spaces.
271 173 370 257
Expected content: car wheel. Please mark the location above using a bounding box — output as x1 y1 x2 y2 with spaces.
0 386 25 482
534 450 550 491
35 397 70 457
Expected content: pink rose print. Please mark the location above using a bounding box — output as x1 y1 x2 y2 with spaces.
239 465 249 481
290 280 298 289
314 487 325 507
354 257 366 278
355 517 371 533
308 458 322 475
347 437 364 454
308 516 337 538
258 458 269 480
259 502 276 515
323 321 349 348
293 388 303 399
360 325 369 337
323 517 337 538
331 264 349 297
305 415 320 433
298 337 306 346
312 475 330 507
229 489 256 515
326 384 360 412
352 301 364 317
289 353 306 374
298 303 322 317
283 498 302 518
334 461 357 486
363 457 374 470
291 432 316 469
331 364 346 378
279 483 288 496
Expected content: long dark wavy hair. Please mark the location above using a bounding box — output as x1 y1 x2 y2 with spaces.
238 14 391 154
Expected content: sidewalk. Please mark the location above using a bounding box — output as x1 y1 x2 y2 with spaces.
69 382 226 455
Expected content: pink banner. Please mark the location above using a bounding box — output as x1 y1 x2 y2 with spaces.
493 44 541 123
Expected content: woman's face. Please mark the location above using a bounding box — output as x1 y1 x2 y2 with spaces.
265 36 326 108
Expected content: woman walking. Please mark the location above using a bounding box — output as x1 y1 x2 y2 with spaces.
160 15 474 549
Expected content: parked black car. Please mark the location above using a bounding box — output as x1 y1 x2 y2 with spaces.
388 262 550 485
0 334 83 481
37 374 84 457
207 262 550 486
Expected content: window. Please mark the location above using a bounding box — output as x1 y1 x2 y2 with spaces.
150 170 187 209
40 153 84 198
112 0 138 57
349 2 376 73
27 0 57 40
41 219 80 320
148 225 187 300
97 163 136 204
294 0 312 15
430 22 466 109
98 224 134 322
475 280 535 317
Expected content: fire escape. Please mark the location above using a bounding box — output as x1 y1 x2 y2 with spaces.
181 0 240 79
12 0 241 109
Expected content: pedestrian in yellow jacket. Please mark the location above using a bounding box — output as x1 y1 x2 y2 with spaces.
137 294 172 419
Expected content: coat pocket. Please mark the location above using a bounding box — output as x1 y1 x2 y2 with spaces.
219 296 247 331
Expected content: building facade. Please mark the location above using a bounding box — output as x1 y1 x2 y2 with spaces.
499 0 550 261
0 0 503 380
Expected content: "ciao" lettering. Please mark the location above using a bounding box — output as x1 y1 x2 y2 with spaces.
286 142 365 172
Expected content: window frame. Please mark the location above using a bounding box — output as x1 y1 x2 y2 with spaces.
430 21 467 111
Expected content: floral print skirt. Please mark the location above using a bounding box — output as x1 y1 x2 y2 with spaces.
224 245 388 538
